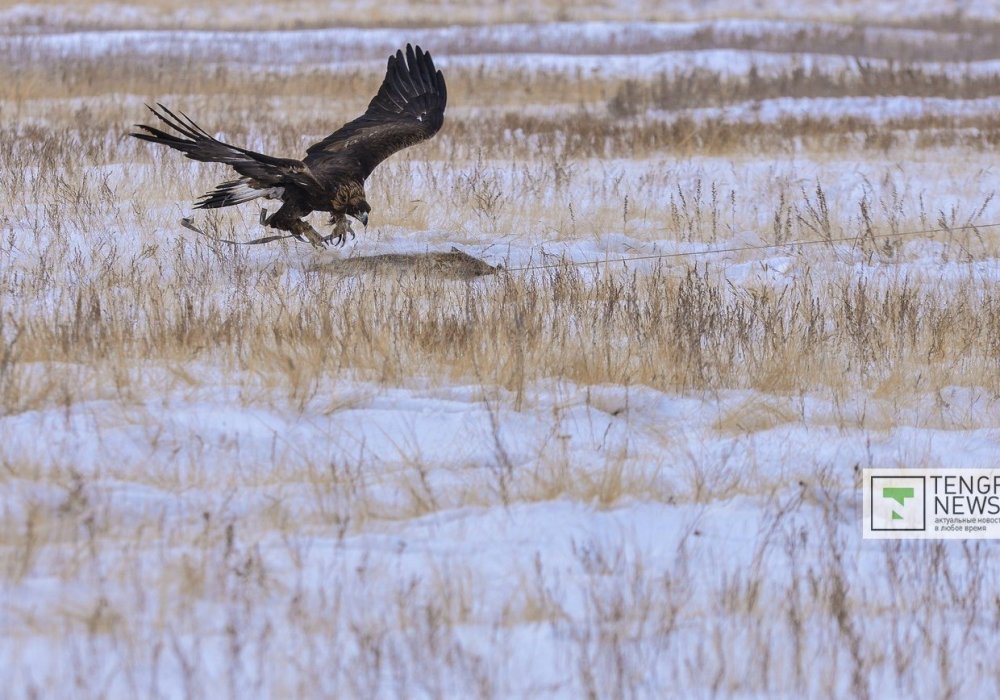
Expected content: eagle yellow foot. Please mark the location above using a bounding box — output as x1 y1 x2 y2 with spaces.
323 220 356 248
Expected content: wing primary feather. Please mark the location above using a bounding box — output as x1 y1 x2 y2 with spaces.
379 83 407 111
178 109 214 139
416 48 433 93
420 47 438 94
390 56 408 98
411 45 424 90
383 71 409 108
154 104 199 140
148 104 187 138
418 47 435 94
395 48 419 98
404 44 422 95
381 55 409 108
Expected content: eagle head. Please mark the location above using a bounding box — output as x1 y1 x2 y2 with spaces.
347 199 371 228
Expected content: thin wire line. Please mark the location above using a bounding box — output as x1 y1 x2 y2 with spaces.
503 221 1000 272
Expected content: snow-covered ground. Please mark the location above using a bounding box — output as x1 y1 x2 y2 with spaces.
3 8 1000 698
4 374 1000 696
4 348 1000 695
5 20 1000 69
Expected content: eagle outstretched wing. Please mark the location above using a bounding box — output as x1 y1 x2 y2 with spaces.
132 104 318 189
304 44 447 179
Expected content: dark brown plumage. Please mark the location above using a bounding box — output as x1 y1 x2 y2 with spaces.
132 44 447 247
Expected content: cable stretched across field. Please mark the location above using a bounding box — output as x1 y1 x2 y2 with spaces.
503 221 1000 272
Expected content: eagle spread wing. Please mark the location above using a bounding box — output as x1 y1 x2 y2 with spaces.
132 104 318 191
304 44 447 179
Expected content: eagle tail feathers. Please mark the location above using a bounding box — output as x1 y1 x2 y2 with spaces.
195 178 285 209
132 104 294 170
131 104 222 161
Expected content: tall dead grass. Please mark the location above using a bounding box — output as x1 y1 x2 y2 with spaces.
4 253 999 419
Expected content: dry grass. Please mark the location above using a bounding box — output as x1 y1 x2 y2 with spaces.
7 52 1000 168
609 62 1000 115
4 247 998 413
3 14 1000 699
8 0 1000 34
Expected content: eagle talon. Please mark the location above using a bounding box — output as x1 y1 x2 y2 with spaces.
324 218 355 247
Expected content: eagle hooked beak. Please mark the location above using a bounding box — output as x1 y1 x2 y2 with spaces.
352 211 369 227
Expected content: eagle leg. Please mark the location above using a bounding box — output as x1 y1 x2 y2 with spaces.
264 205 327 248
323 218 355 248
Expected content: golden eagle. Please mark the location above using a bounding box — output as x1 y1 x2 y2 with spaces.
132 44 446 247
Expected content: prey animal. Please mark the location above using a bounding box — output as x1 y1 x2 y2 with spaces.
132 44 446 247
